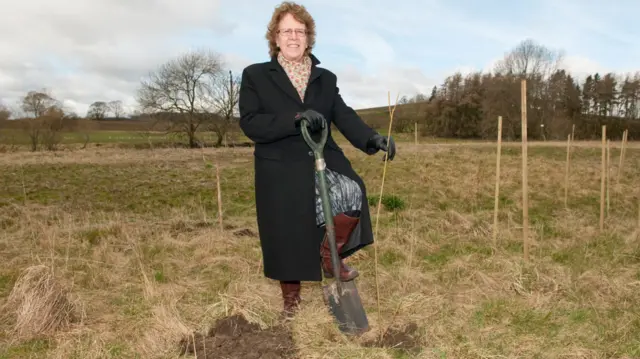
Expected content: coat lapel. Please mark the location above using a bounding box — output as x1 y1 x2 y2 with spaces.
267 56 303 105
304 54 324 105
308 54 323 84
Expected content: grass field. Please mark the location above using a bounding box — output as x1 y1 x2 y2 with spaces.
1 134 639 358
0 129 207 146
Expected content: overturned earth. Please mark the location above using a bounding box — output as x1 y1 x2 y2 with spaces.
362 321 423 354
178 314 297 359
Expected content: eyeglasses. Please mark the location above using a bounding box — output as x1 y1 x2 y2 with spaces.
278 28 307 38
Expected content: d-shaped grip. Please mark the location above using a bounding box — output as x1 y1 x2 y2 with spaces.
300 116 328 154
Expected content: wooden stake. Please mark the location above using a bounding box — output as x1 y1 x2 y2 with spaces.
492 116 502 244
564 134 571 208
474 162 481 209
607 139 611 217
216 164 223 229
600 125 606 231
414 122 418 145
617 129 628 186
521 79 529 261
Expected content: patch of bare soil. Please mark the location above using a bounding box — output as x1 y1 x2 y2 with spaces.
363 322 422 354
233 228 258 238
221 223 258 238
178 314 298 359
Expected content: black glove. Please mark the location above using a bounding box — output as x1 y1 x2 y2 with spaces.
294 109 325 133
366 133 396 161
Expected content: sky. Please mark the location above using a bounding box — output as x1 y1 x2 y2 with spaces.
1 0 638 117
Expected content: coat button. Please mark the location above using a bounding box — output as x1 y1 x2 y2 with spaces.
308 151 312 156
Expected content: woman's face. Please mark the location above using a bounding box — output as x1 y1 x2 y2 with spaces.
276 13 308 62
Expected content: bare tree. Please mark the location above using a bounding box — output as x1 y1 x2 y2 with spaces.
39 106 66 151
412 93 427 102
210 70 240 146
0 104 11 121
494 38 564 80
108 100 124 118
87 101 109 120
136 49 224 148
20 90 59 151
493 39 565 134
21 90 57 118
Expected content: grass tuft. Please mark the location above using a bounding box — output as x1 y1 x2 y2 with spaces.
1 265 78 341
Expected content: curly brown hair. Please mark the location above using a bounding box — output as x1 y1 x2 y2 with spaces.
265 1 316 58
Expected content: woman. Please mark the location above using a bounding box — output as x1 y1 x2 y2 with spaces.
238 1 396 317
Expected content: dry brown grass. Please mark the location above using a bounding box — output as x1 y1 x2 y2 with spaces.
0 138 639 358
1 265 78 341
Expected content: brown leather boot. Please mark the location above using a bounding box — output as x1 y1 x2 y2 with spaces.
321 213 360 281
279 281 301 318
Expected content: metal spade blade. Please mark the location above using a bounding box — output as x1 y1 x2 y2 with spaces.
322 278 370 335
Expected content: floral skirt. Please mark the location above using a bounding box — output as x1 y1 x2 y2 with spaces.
314 168 363 226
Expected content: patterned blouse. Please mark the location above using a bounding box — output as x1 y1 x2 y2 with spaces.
277 52 312 101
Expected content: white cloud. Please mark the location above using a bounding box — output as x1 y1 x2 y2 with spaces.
0 0 236 117
1 0 638 117
324 29 434 108
561 56 607 78
332 65 437 109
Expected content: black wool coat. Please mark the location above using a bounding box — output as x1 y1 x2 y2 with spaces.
238 54 382 282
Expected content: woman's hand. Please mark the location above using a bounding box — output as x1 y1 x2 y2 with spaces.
295 110 326 133
366 133 396 161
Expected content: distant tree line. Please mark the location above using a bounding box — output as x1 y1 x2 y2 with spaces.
86 100 125 120
378 39 639 141
0 48 241 150
0 89 131 151
2 38 637 151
